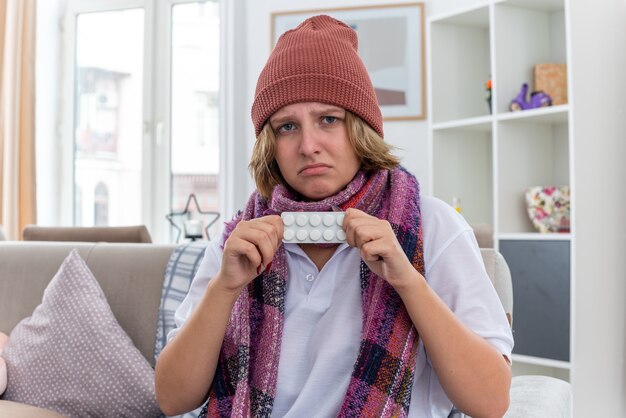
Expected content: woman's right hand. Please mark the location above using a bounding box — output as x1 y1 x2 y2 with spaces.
214 215 283 294
156 216 283 416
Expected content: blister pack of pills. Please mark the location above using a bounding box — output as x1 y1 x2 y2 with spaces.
281 211 346 243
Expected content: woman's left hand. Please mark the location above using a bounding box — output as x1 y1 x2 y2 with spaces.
343 209 512 418
342 208 418 289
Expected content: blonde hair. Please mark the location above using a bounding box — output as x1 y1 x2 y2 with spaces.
249 111 399 199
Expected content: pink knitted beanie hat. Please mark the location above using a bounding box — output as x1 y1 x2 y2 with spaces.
251 15 383 138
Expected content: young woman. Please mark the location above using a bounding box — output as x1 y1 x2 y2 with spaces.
155 15 513 418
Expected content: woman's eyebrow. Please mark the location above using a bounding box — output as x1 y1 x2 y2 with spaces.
312 107 344 116
269 114 294 126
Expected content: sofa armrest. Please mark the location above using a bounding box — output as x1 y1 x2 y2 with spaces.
505 375 571 418
471 223 494 248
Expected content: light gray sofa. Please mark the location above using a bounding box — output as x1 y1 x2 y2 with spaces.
0 241 570 417
0 242 175 417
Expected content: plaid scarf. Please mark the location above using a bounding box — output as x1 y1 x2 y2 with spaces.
200 167 424 417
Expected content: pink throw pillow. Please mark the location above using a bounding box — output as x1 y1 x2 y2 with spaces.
1 251 161 417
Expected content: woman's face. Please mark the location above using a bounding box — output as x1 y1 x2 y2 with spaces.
269 102 361 201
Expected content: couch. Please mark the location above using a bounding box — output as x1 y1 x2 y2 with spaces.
0 242 177 417
0 241 570 417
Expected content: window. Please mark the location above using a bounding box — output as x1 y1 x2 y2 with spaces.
64 0 221 241
170 2 220 239
94 182 109 226
74 7 144 227
75 186 83 226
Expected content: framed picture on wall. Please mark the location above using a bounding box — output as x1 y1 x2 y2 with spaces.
271 3 426 121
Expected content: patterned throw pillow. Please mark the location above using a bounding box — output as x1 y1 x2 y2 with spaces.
1 250 162 418
154 241 209 418
154 241 208 362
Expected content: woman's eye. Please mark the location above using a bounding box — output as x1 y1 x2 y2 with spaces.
322 116 337 125
278 123 296 133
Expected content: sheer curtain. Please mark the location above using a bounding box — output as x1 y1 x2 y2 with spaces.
0 0 36 240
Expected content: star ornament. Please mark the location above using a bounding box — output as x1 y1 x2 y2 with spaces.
166 193 220 242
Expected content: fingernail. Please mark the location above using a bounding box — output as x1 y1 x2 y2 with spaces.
257 263 265 275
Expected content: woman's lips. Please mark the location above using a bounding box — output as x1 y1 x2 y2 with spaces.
299 164 330 176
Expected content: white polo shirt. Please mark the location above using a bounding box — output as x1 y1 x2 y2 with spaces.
168 195 513 418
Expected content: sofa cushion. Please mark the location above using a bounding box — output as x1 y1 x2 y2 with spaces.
1 250 162 418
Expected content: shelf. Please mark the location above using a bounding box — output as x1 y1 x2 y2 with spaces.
497 104 569 124
494 2 567 115
430 4 490 27
498 233 571 241
430 0 573 384
430 5 491 123
431 107 569 131
432 128 493 226
497 119 569 233
512 354 570 370
432 115 492 132
496 0 565 13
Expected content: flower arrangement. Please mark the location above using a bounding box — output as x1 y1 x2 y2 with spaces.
525 186 570 233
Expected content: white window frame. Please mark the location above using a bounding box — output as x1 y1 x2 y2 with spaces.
62 0 155 230
61 0 236 243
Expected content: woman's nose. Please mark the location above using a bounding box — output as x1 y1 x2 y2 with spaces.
298 124 321 155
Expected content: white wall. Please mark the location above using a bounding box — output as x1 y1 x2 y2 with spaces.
569 0 626 415
428 0 483 17
242 0 432 200
35 0 65 225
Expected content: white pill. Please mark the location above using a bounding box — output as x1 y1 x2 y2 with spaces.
296 214 308 226
281 211 346 243
309 214 321 226
309 229 322 241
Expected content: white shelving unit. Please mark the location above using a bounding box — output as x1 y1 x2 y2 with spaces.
428 0 572 381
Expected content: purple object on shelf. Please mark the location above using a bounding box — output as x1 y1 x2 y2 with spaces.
509 83 552 111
